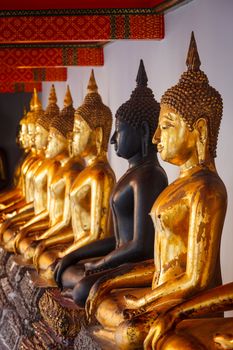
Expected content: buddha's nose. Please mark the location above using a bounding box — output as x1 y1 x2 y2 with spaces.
152 127 160 144
110 131 117 144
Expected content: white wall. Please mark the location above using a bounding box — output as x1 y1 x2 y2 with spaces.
42 0 233 284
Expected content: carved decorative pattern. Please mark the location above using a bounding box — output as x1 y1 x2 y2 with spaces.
0 82 42 93
0 67 67 82
0 14 164 43
0 47 104 67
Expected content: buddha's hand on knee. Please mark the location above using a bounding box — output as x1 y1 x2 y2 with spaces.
85 278 108 322
54 256 72 289
214 333 233 349
143 312 177 350
124 293 146 310
33 242 45 271
0 203 6 211
0 219 10 234
13 228 27 253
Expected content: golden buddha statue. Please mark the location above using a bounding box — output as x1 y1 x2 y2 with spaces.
1 85 61 250
84 32 227 350
144 282 233 349
0 89 46 239
10 86 75 256
0 93 38 214
29 70 115 283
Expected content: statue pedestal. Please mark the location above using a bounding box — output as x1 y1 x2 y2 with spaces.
0 248 112 350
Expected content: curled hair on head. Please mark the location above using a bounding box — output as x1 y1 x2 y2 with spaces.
115 60 160 141
50 85 75 139
75 70 112 152
161 32 223 158
37 84 60 132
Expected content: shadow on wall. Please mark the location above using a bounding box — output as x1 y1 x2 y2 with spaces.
0 92 32 186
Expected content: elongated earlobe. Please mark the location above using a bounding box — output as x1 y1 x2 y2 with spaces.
141 121 150 157
95 127 103 155
195 118 208 165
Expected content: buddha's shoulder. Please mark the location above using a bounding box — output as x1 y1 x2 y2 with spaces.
190 169 227 196
133 163 168 185
89 162 115 179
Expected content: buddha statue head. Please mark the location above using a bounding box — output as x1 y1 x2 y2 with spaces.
35 84 59 151
154 32 223 168
18 106 29 150
45 85 75 159
72 70 112 158
26 88 45 150
111 59 160 160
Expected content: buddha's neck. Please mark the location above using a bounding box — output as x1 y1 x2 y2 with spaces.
128 147 158 169
36 149 45 157
84 151 107 167
55 151 70 166
179 156 216 178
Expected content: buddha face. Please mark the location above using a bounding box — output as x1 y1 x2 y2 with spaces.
72 115 92 157
45 129 67 159
27 123 36 149
18 123 28 149
111 119 141 159
35 125 49 151
153 105 197 166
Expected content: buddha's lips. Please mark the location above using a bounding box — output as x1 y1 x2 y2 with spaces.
157 144 164 153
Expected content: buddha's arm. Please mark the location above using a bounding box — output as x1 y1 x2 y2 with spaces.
0 197 26 213
0 188 22 206
86 259 155 320
34 230 74 269
144 282 233 350
1 199 32 220
85 181 154 273
125 185 227 311
59 175 105 257
54 236 116 288
38 177 72 241
20 209 49 230
0 207 34 236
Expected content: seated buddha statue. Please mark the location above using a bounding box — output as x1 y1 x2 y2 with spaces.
144 282 233 350
0 91 39 215
54 60 168 305
0 89 46 238
9 86 75 256
83 33 227 350
29 70 115 283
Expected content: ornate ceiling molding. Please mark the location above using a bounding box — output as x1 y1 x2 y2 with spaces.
0 14 164 43
0 46 104 67
0 67 67 83
0 82 42 93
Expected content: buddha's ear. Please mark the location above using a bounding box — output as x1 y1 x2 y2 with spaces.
95 126 103 154
141 120 150 157
194 118 208 164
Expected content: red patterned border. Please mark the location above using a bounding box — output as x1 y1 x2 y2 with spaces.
0 14 164 43
0 47 104 67
0 67 67 82
0 82 42 93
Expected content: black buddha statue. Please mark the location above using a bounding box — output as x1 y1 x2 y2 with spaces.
54 60 168 307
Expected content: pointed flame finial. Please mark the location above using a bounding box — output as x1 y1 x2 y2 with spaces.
136 59 148 87
186 32 201 71
33 87 42 110
87 69 98 93
64 85 73 107
48 84 57 105
29 92 35 111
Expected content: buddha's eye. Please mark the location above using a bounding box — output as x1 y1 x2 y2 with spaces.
161 123 174 130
